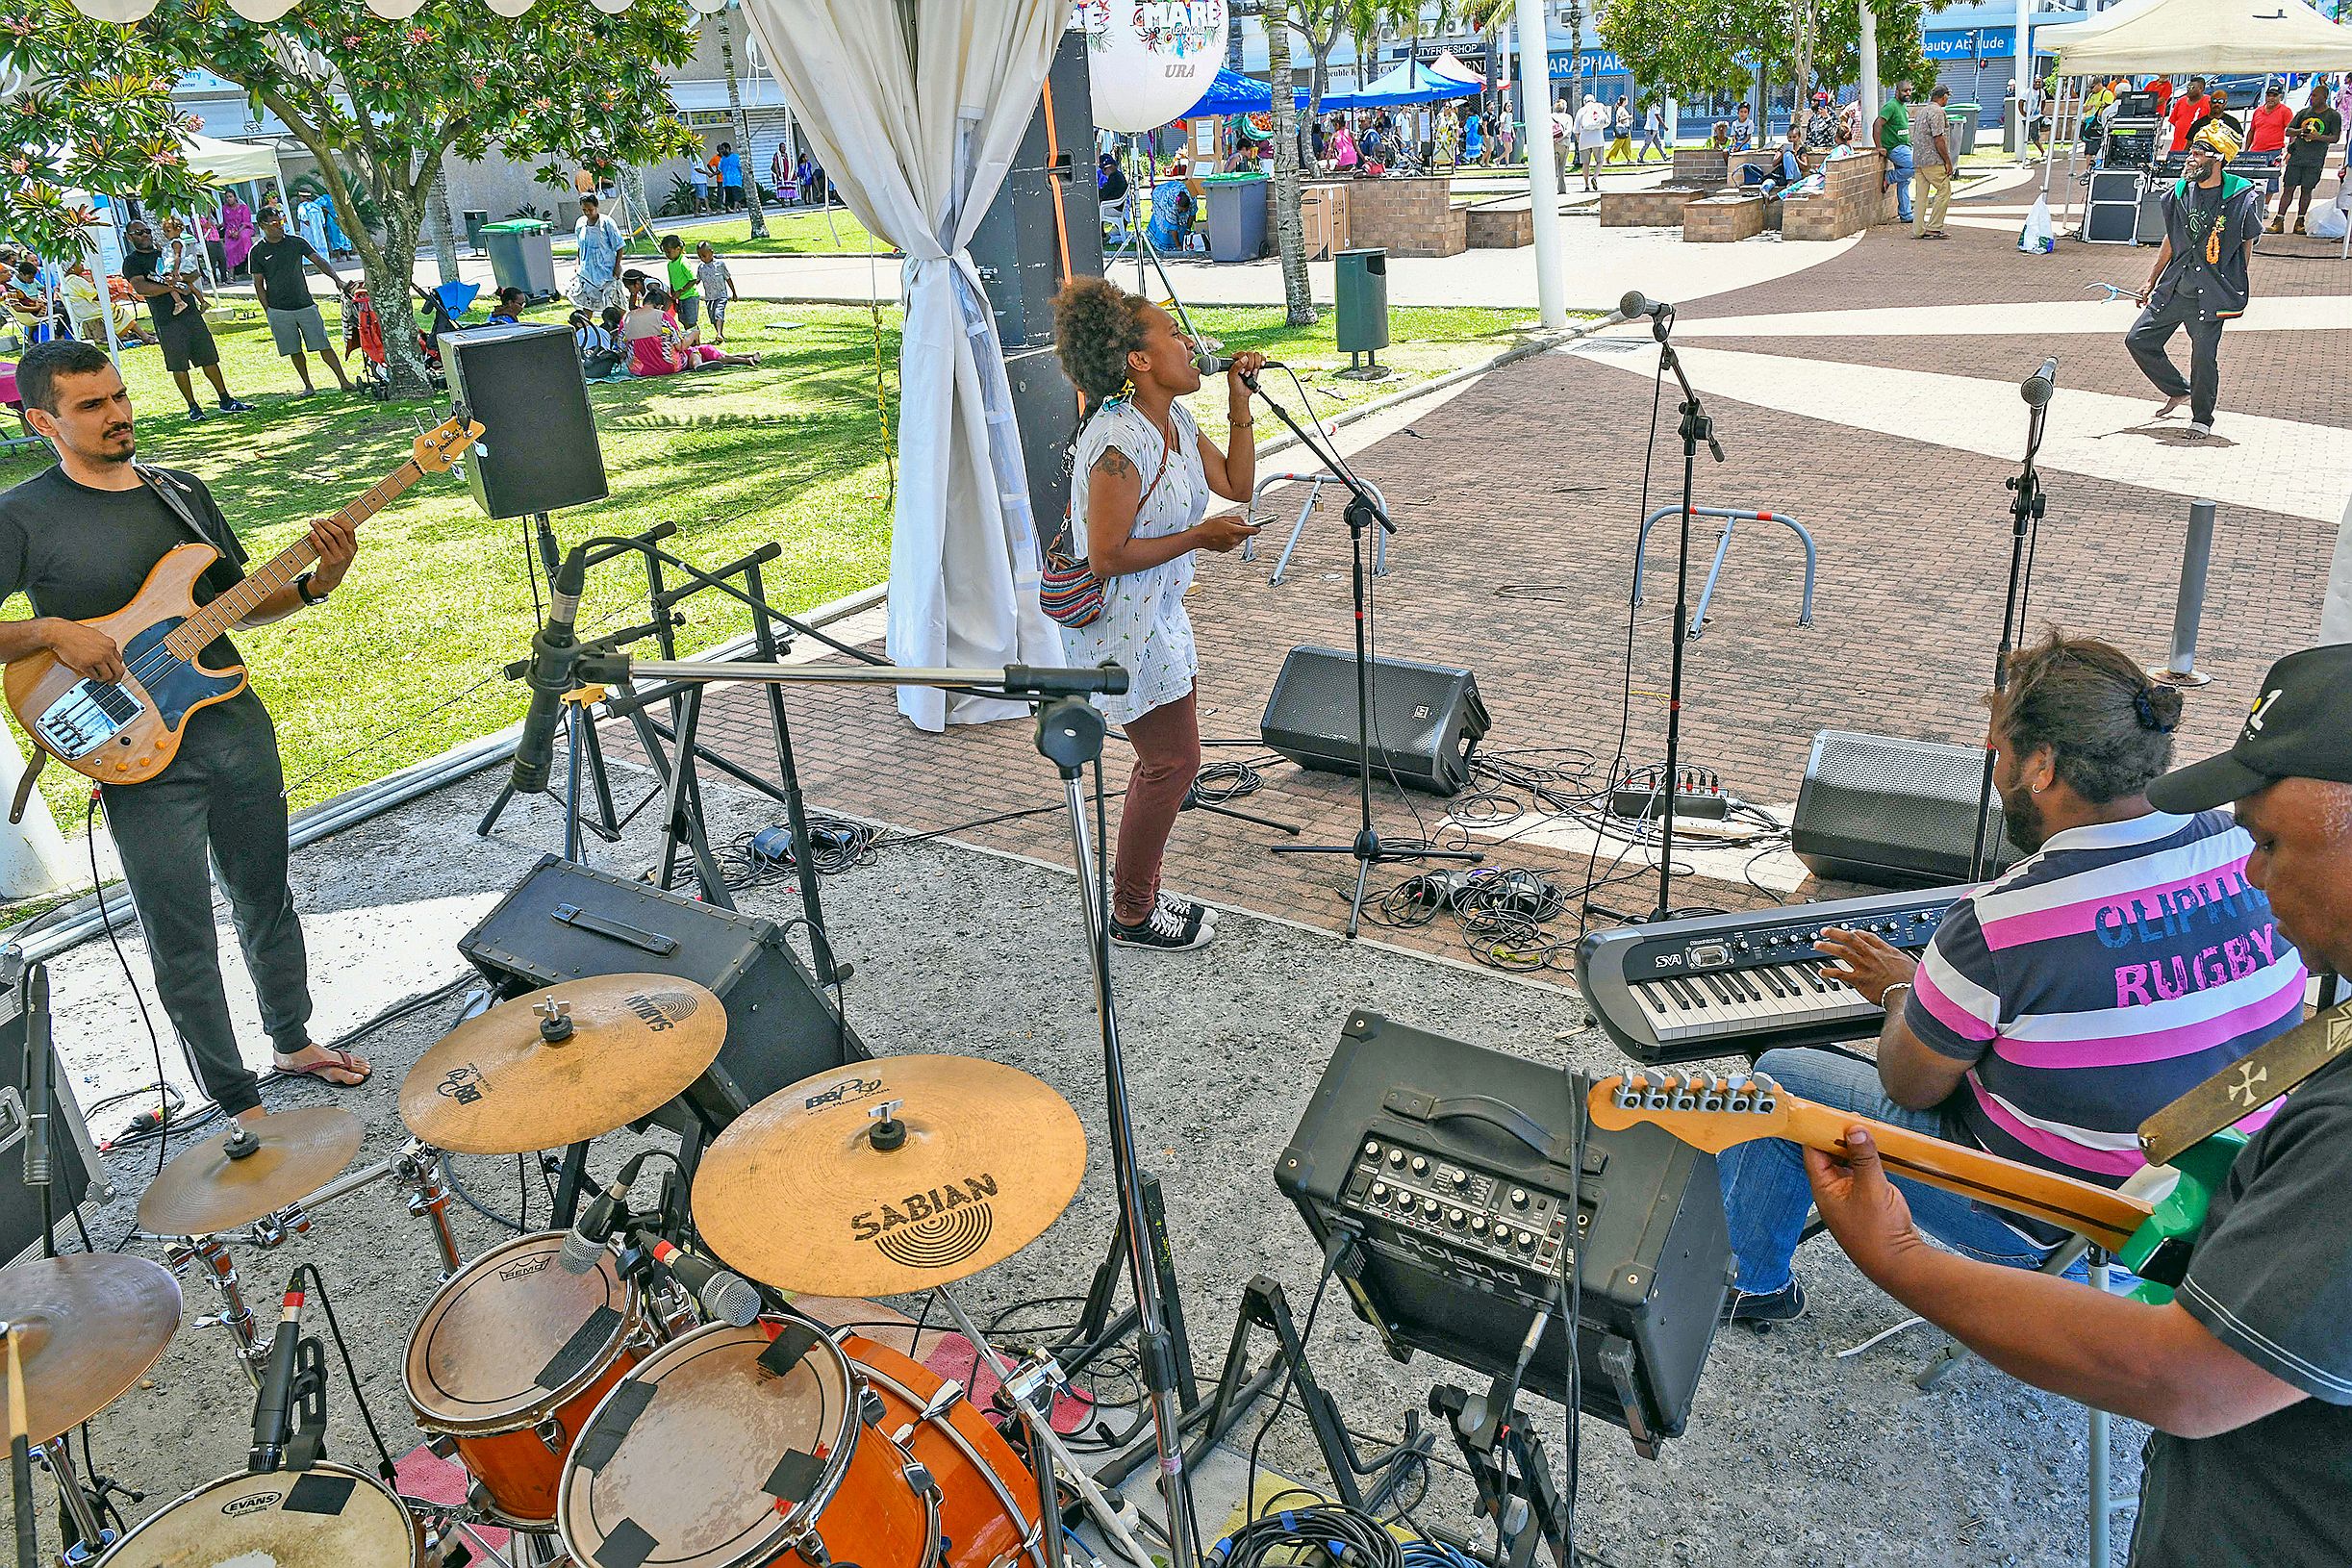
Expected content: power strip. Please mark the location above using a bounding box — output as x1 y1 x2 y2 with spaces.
1607 785 1732 822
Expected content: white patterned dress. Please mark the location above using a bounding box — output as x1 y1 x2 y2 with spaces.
1060 399 1210 728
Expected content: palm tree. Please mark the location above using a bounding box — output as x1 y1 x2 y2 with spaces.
713 1 768 241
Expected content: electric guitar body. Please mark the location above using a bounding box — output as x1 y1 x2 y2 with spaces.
5 543 248 785
2 414 482 788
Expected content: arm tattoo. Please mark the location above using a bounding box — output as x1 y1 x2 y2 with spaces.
1092 447 1137 483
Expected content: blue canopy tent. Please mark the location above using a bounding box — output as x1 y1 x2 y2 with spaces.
1321 60 1484 110
1177 67 1307 119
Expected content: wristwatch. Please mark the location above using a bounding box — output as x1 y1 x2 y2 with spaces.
294 571 329 607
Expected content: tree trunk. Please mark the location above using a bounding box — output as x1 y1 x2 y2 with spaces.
1791 0 1814 139
620 164 651 247
721 12 768 240
1267 9 1313 326
348 190 432 399
423 162 460 285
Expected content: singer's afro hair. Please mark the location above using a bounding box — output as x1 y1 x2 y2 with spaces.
1052 275 1153 407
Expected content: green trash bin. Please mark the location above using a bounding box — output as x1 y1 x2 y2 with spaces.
1947 104 1982 158
482 218 558 301
1334 247 1388 373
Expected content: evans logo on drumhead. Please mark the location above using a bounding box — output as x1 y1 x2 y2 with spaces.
221 1491 282 1517
851 1175 998 1270
624 991 697 1032
804 1075 885 1111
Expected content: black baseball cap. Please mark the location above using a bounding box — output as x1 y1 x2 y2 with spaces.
2148 645 2352 812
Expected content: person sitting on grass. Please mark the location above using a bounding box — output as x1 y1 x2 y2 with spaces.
571 307 625 378
620 267 648 312
620 284 759 377
486 287 527 327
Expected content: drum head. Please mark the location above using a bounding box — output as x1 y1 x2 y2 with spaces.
98 1464 415 1568
406 1230 636 1431
560 1320 853 1568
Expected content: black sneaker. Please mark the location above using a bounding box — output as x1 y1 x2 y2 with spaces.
1156 889 1216 931
1111 900 1213 951
185 405 209 422
1722 1279 1807 1329
218 396 256 413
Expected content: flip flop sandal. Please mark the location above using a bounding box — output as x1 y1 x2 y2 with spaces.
273 1047 372 1089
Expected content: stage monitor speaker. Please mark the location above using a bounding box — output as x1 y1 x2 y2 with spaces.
1261 645 1490 797
2084 198 2141 244
0 960 114 1264
1791 730 2023 890
970 25 1102 351
439 322 609 520
458 856 866 1143
1005 343 1084 547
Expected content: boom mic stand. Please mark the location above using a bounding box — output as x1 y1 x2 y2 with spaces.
1253 371 1481 937
1643 301 1726 924
1969 359 2055 881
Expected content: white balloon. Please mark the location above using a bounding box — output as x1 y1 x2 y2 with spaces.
1081 0 1227 134
481 0 536 14
365 0 427 15
70 0 160 20
223 0 299 18
688 0 730 14
590 0 634 13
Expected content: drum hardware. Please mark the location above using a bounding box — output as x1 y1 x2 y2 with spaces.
164 1235 265 1380
29 1438 118 1565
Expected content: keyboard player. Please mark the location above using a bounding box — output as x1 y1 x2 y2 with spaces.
1717 633 2305 1327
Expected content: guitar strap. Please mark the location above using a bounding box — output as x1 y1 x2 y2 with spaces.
133 464 244 566
2139 999 2352 1164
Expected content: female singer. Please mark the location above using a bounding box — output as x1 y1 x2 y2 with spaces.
1051 277 1263 950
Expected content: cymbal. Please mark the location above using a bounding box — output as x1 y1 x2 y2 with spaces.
137 1105 363 1237
398 974 726 1155
693 1054 1086 1297
0 1254 180 1442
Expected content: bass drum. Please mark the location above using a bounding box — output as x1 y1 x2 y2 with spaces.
404 1229 651 1528
96 1463 417 1568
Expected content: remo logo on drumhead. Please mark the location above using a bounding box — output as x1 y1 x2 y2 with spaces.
851 1175 999 1270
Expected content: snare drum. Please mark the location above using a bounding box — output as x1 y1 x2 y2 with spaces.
96 1463 417 1568
405 1229 651 1528
839 1332 1042 1568
559 1316 1040 1568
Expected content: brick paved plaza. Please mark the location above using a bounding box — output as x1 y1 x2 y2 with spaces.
680 181 2348 983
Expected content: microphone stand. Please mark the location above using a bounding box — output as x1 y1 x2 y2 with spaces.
1970 369 2052 881
1646 305 1726 923
1252 371 1481 937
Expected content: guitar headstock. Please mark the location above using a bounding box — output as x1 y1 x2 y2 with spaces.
1585 1071 1791 1153
414 413 487 474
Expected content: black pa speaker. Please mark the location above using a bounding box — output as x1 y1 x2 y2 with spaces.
1791 730 2023 889
458 856 865 1142
1005 344 1084 548
971 26 1102 351
0 960 113 1263
1261 645 1490 797
439 323 609 520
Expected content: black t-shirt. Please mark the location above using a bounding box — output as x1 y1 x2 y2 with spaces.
0 464 248 667
2131 1050 2352 1566
118 245 178 332
247 236 321 311
2286 105 2342 167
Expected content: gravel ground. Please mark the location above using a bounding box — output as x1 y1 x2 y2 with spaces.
6 760 2139 1566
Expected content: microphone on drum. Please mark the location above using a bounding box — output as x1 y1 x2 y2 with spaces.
247 1272 306 1474
638 1233 762 1328
559 1151 658 1274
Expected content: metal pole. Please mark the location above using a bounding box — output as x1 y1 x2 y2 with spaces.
1512 0 1566 328
2149 497 2216 688
1859 0 1880 138
2013 0 2032 167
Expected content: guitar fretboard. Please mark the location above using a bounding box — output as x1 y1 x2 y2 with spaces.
164 460 422 658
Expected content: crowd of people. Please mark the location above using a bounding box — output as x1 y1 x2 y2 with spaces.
566 208 759 381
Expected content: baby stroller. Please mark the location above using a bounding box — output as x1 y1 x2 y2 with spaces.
345 281 470 399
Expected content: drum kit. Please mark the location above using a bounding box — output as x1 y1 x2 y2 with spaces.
3 972 1153 1568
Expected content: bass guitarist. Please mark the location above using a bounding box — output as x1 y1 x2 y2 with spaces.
0 340 368 1125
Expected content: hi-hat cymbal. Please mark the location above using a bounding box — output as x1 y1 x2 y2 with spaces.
398 974 726 1154
0 1254 180 1442
137 1105 363 1237
693 1054 1086 1297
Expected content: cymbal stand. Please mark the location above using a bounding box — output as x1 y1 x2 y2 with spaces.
29 1436 115 1564
932 1287 1151 1568
162 1235 263 1387
284 1139 464 1280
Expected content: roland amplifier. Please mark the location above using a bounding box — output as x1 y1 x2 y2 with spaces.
1261 646 1489 797
1276 1012 1732 1452
459 856 866 1141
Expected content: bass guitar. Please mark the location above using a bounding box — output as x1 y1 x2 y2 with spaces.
5 414 480 787
1587 1070 2241 1305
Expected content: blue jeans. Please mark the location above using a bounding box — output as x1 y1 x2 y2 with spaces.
1885 143 1914 223
1717 1047 2053 1293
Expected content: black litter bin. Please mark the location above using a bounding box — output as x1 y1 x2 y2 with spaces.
463 209 491 253
1334 247 1388 373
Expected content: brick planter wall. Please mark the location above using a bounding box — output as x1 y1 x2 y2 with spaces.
1781 151 1894 240
1464 204 1532 248
1338 175 1465 258
1673 148 1728 186
1682 192 1766 242
1600 187 1707 227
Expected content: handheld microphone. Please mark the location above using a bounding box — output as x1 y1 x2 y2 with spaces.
1191 351 1283 376
21 967 49 1189
558 1151 653 1274
247 1273 306 1473
508 543 590 796
1618 290 1674 320
641 1234 762 1327
2021 356 2059 408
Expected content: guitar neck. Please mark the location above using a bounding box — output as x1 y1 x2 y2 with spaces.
1774 1100 2153 1253
164 459 422 655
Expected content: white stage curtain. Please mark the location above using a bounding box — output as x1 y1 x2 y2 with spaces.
739 0 1066 730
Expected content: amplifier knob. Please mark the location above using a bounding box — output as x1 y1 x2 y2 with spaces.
1420 1198 1439 1217
1387 1149 1404 1168
1515 1230 1537 1252
1371 1182 1388 1201
1508 1188 1529 1209
1393 1188 1414 1209
1364 1141 1380 1158
1446 1208 1465 1227
1410 1156 1429 1176
1469 1216 1488 1234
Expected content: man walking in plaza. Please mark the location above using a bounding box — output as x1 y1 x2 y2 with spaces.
1913 84 1957 239
570 193 627 315
1640 96 1668 164
2128 120 2263 441
1550 98 1573 193
1874 82 1914 227
247 206 355 397
1575 92 1608 191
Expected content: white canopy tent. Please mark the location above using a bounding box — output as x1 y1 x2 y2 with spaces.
182 131 282 185
2036 0 2352 73
735 0 1066 731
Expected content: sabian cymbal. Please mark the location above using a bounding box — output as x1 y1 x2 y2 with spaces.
399 974 726 1155
137 1105 363 1237
693 1054 1086 1297
0 1253 180 1442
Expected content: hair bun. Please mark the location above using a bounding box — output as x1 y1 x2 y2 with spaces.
2135 685 2182 733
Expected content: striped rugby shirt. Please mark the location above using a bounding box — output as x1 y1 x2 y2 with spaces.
1904 809 2304 1184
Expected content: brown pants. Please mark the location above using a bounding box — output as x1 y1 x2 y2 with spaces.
1113 686 1201 926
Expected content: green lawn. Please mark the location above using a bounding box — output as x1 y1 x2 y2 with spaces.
2 295 1551 830
562 204 887 259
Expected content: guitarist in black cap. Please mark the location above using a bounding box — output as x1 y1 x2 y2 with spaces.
0 340 369 1125
1806 644 2352 1567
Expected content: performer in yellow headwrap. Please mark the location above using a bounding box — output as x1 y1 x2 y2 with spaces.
2126 120 2264 441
